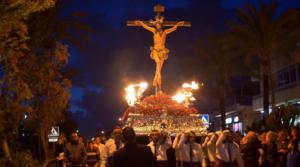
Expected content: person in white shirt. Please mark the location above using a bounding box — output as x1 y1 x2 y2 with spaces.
215 130 244 167
94 135 107 167
173 133 183 167
202 132 218 167
105 127 124 167
176 131 207 167
147 130 172 167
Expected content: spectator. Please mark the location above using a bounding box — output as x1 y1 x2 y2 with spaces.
258 132 266 166
112 127 156 167
94 135 107 167
79 135 86 145
65 132 87 167
286 139 300 167
277 129 288 167
240 131 260 167
86 141 100 167
261 131 277 167
56 133 67 167
290 127 299 151
105 127 124 167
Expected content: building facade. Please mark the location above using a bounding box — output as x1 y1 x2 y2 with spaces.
253 52 300 120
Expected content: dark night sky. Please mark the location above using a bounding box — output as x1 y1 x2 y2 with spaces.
65 0 299 137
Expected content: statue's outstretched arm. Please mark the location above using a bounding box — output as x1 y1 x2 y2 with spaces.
135 20 155 33
165 21 184 34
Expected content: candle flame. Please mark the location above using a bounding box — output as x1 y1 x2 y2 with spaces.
182 81 199 90
172 81 202 105
125 82 148 106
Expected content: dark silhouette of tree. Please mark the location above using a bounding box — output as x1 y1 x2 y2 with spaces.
23 0 92 160
228 0 300 117
266 105 300 131
0 0 55 161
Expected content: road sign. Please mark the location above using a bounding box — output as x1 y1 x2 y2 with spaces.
200 114 209 125
48 126 59 142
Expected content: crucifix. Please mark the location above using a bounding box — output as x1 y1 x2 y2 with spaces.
127 4 191 94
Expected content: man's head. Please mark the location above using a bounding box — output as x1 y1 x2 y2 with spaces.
88 141 94 149
246 131 257 141
122 127 136 144
98 134 106 143
278 129 288 141
149 130 160 143
291 127 299 138
112 127 122 141
266 131 277 143
71 132 79 144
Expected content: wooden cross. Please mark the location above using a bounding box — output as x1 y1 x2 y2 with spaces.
127 4 191 27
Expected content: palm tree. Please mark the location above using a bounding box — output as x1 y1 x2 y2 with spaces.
266 105 300 131
228 0 300 117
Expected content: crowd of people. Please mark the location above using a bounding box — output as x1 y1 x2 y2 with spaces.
55 126 300 167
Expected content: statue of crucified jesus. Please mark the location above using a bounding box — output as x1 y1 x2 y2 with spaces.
135 17 184 92
127 4 190 93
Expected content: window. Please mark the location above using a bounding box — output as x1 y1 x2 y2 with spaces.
276 65 298 88
234 116 239 122
226 117 232 124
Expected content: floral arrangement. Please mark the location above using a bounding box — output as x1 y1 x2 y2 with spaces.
122 92 198 119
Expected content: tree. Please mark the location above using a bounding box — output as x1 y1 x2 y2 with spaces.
195 33 245 130
265 105 300 131
23 0 92 160
22 42 71 160
0 0 55 160
228 0 300 117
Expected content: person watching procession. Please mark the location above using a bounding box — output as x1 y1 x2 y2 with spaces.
94 135 107 167
290 127 299 151
261 131 278 167
86 140 100 167
56 133 67 167
277 129 289 167
286 138 300 167
105 127 124 167
65 132 87 167
240 131 260 167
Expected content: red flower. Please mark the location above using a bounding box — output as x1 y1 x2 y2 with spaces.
122 93 201 119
